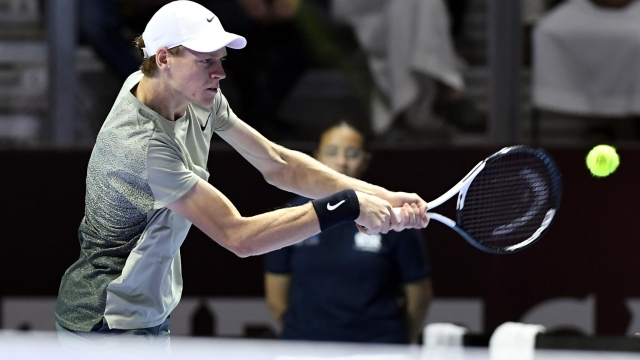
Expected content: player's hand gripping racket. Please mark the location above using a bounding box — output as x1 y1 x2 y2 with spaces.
395 146 562 254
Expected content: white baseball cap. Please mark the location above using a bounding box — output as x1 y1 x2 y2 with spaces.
141 0 246 59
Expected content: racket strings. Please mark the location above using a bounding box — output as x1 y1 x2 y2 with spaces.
458 152 558 252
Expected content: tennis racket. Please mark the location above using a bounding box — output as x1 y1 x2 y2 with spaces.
395 146 562 254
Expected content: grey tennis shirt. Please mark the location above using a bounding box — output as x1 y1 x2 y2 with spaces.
55 71 237 331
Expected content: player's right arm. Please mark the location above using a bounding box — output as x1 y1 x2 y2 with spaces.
168 178 317 257
167 178 399 257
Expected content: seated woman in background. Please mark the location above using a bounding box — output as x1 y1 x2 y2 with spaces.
264 121 433 344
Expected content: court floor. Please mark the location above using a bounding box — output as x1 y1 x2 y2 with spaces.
2 331 639 360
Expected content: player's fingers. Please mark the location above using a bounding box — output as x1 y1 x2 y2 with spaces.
418 203 429 227
388 205 402 232
398 203 413 229
407 203 419 228
422 212 430 228
380 210 392 234
359 207 386 234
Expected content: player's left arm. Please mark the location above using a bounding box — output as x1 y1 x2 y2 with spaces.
404 277 433 344
217 119 428 227
218 119 386 198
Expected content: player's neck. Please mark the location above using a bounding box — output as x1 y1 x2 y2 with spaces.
135 76 188 121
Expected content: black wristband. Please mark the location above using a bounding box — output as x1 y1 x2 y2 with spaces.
311 189 360 232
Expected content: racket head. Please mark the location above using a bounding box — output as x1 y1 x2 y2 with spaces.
454 146 562 254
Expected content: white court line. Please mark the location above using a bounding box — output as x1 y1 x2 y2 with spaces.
1 331 640 360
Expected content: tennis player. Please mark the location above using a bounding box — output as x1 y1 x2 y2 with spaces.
54 0 428 346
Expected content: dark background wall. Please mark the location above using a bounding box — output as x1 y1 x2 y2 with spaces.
1 145 638 335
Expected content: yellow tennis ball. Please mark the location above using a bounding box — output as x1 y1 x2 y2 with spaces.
586 145 619 177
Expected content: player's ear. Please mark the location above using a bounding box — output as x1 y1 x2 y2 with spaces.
155 48 170 69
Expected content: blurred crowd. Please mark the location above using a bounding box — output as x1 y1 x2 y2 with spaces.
59 0 640 145
77 0 488 144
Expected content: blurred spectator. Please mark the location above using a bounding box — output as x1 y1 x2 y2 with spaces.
331 0 485 144
532 0 640 140
75 1 169 142
445 0 471 42
206 0 317 139
264 120 433 344
78 1 169 81
77 0 318 140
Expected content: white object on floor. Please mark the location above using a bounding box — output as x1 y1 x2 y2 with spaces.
423 322 468 348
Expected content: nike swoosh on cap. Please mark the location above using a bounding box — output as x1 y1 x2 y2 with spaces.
327 200 346 211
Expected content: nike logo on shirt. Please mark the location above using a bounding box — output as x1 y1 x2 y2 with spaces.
207 15 215 22
327 200 346 211
201 113 211 131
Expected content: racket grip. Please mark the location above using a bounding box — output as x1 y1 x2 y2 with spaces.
392 207 431 222
392 207 402 222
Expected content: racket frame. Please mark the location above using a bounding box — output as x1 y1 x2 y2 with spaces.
424 146 561 254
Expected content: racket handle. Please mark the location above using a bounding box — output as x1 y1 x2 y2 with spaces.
392 207 402 221
393 208 435 224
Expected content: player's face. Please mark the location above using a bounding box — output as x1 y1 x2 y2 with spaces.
168 47 227 108
316 125 369 178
